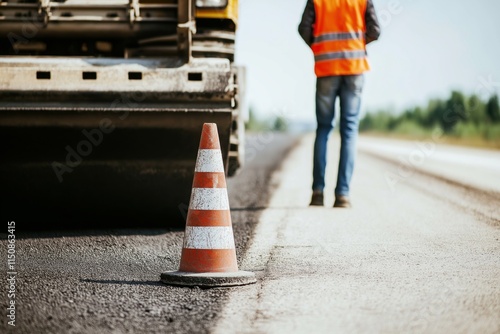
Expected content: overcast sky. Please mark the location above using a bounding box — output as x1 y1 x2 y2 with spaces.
235 0 500 122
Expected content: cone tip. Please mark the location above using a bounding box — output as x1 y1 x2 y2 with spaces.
203 123 217 129
199 123 220 149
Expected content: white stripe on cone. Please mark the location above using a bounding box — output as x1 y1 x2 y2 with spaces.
195 149 225 173
189 188 230 210
184 226 235 249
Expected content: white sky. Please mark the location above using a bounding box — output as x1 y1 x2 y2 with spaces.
235 0 500 122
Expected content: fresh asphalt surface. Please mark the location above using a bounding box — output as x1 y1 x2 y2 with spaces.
0 133 300 334
2 133 500 334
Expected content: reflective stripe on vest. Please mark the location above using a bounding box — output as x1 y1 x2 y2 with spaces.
315 50 367 62
312 0 370 77
314 31 364 43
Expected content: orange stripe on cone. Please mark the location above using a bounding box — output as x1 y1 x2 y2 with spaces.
179 249 238 273
187 210 232 227
192 172 227 189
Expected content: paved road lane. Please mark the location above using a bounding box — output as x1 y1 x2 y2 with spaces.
215 135 500 334
358 136 500 195
0 133 299 334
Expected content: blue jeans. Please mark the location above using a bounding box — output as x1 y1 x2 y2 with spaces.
313 75 364 196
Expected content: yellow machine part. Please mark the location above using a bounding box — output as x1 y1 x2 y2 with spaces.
196 0 239 26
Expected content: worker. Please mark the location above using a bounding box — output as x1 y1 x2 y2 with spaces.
299 0 381 208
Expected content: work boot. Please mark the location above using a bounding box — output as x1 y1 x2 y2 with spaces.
309 191 324 206
333 196 351 208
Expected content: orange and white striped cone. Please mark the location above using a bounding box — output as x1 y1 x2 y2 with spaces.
161 123 256 287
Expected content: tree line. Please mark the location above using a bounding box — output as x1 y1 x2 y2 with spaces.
359 91 500 146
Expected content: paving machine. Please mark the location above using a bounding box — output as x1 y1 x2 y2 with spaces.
0 0 246 226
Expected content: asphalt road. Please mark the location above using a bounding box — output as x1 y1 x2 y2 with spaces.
2 133 499 334
216 135 500 334
0 133 300 334
357 136 500 195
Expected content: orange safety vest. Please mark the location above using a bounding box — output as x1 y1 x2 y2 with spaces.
312 0 370 77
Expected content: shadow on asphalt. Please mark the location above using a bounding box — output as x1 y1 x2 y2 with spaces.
80 279 164 287
8 227 183 239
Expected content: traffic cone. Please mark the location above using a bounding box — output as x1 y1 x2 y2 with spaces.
161 123 256 287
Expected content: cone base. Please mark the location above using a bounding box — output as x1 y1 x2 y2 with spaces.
160 271 256 288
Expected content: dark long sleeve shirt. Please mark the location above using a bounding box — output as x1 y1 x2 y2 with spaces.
298 0 381 47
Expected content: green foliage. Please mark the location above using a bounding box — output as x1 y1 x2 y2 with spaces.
360 91 500 146
245 106 268 131
484 124 500 140
442 91 467 132
245 106 289 132
360 111 396 132
452 122 483 138
272 116 288 132
487 95 500 122
467 95 488 125
392 120 430 137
